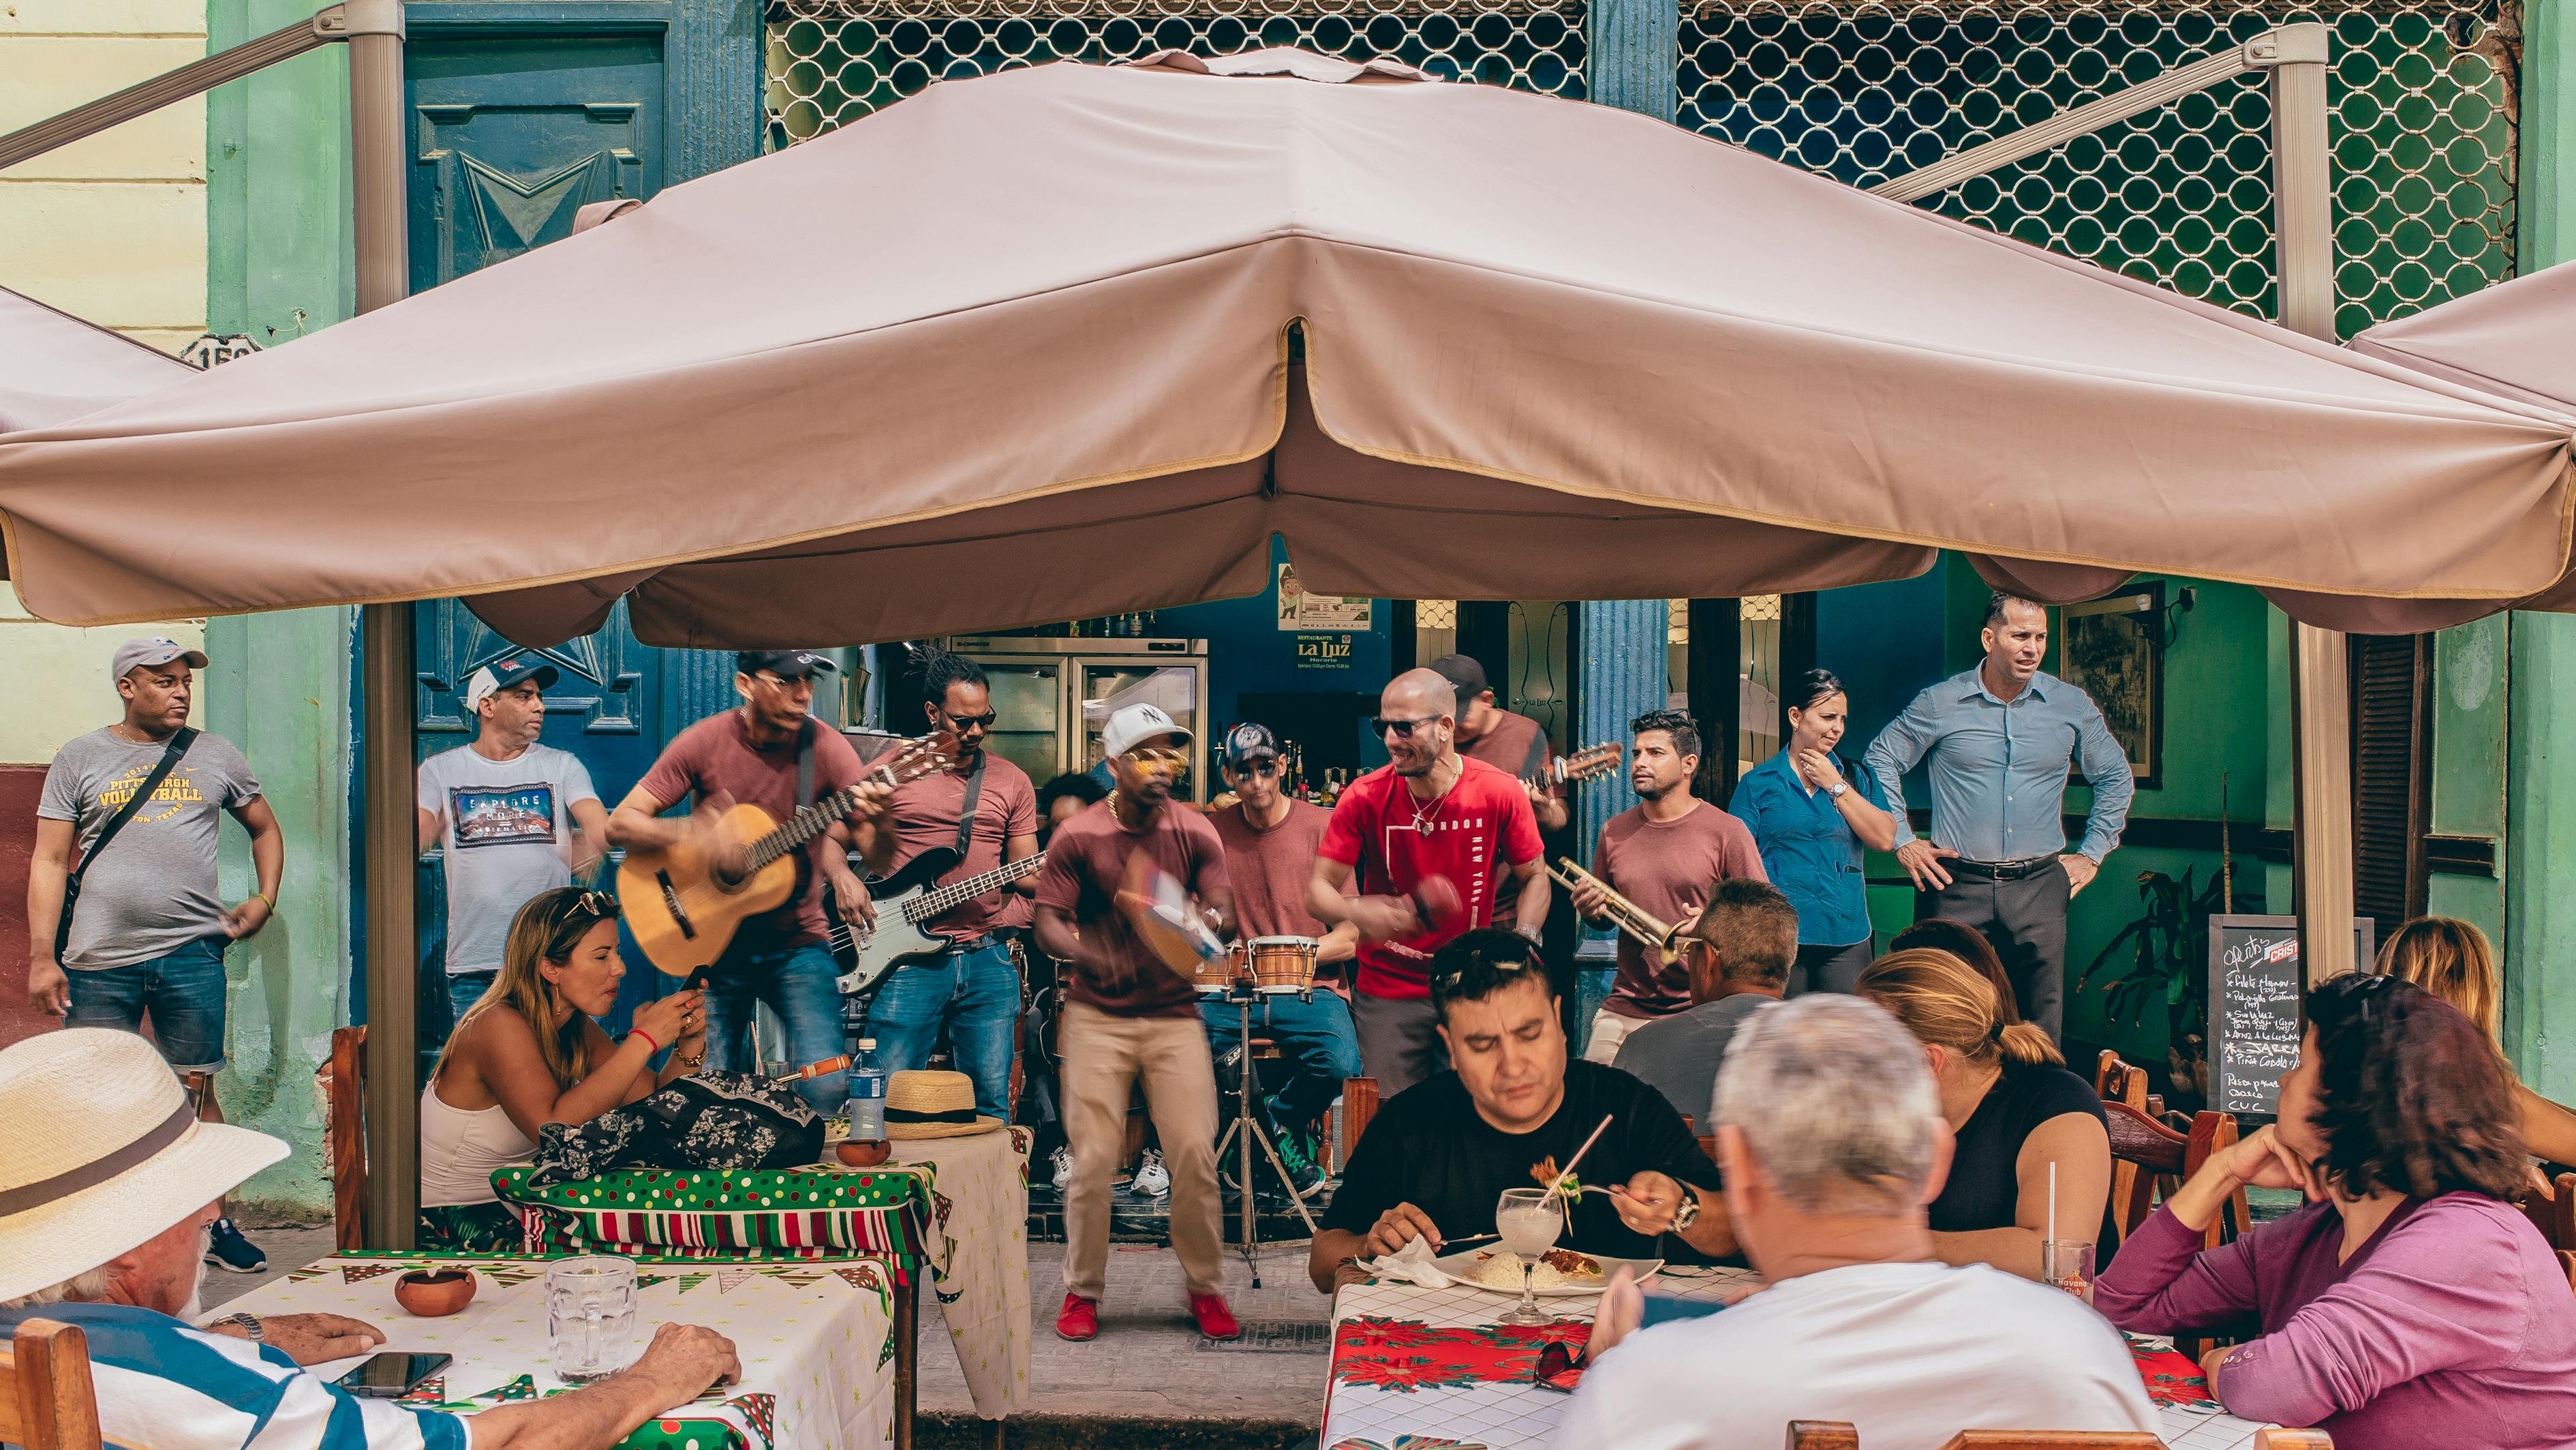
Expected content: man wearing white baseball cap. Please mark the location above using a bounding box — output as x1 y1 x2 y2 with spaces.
25 635 285 1274
416 654 607 1044
0 1029 743 1450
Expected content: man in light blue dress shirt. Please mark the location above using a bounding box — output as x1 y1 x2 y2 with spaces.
1861 593 2132 1040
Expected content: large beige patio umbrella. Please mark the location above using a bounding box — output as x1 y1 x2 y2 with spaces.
0 48 2569 646
0 285 194 437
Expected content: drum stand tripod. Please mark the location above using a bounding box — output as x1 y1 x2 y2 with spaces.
1210 982 1318 1286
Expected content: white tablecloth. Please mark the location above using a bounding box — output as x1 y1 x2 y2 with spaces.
891 1125 1032 1419
1321 1266 2280 1450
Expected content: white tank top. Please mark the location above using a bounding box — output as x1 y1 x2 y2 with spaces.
418 1073 538 1207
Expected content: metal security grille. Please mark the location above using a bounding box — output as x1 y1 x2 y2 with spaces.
1680 1 2519 335
764 0 1587 147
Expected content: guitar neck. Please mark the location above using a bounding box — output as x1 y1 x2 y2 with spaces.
745 785 857 873
905 851 1048 924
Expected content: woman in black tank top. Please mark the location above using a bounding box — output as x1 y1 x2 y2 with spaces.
1860 946 2110 1280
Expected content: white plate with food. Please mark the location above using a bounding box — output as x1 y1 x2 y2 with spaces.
1429 1247 1662 1297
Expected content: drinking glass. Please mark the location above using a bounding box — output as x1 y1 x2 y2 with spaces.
2042 1239 2096 1301
1494 1187 1565 1327
545 1256 639 1384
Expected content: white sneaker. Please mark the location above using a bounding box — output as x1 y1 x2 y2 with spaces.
1049 1145 1073 1192
1131 1147 1171 1197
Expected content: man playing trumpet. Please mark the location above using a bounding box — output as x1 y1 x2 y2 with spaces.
1563 710 1768 1064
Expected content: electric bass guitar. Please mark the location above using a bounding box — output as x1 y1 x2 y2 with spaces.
831 845 1049 996
618 734 949 977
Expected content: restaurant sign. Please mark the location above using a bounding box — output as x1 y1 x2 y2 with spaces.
1296 633 1357 671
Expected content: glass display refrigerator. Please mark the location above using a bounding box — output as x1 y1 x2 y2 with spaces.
945 636 1213 803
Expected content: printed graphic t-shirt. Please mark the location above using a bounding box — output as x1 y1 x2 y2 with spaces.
1317 757 1544 999
40 726 262 969
416 742 600 974
887 752 1040 939
637 713 866 950
1033 798 1231 1018
1595 801 1769 1019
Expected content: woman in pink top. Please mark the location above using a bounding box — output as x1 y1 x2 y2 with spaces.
2094 974 2576 1450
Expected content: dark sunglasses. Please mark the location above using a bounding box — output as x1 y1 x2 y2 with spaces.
941 710 998 729
1373 716 1439 739
1533 1339 1587 1392
1229 759 1282 777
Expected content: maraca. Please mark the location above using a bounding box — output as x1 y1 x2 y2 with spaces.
1409 874 1467 933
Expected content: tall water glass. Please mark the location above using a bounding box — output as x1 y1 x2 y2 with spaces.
1495 1187 1565 1327
546 1256 639 1384
2042 1239 2096 1302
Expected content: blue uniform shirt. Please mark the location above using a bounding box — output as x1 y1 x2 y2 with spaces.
1861 667 2133 865
1729 749 1888 947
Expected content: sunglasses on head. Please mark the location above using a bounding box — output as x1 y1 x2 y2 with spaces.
1373 716 1440 739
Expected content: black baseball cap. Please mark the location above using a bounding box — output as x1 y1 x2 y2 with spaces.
735 650 840 679
1223 721 1281 768
464 656 560 711
1428 653 1492 699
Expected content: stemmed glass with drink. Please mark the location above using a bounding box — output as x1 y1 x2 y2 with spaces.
1495 1187 1565 1327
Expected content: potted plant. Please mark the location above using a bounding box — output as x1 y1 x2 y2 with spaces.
2078 864 2230 1109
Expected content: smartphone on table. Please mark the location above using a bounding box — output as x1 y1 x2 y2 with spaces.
335 1351 454 1398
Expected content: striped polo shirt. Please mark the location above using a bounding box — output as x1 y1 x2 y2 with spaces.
0 1302 469 1450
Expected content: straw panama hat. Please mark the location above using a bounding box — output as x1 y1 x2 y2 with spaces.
883 1070 1001 1140
0 1029 288 1303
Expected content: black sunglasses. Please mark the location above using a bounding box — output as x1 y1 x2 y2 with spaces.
940 710 998 729
1229 759 1282 777
1373 716 1439 739
1533 1339 1587 1392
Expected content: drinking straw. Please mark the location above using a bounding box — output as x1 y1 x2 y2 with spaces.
1547 1114 1616 1201
2046 1160 2057 1247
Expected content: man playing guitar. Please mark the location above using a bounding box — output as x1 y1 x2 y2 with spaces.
606 650 895 1111
869 649 1040 1122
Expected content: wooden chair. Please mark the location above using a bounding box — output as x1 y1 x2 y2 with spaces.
2102 1100 2250 1252
1336 1076 1380 1172
1786 1426 2331 1450
2519 1171 2576 1250
0 1318 103 1450
324 1025 368 1252
1699 1134 1719 1165
2094 1050 2149 1111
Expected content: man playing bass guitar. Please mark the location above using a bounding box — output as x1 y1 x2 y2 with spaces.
867 649 1041 1122
607 650 898 1111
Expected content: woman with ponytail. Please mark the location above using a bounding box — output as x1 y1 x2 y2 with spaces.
1729 668 1903 995
1858 946 2109 1279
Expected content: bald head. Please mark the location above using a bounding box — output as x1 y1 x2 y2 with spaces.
1379 669 1459 779
1384 669 1458 719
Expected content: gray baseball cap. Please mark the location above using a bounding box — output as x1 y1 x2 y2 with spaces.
112 637 208 679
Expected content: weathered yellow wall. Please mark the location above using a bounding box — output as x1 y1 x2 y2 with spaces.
0 0 208 354
0 588 206 759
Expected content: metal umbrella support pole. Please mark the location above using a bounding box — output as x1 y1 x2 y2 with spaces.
1209 983 1317 1288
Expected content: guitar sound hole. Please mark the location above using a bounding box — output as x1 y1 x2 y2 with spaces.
656 869 696 939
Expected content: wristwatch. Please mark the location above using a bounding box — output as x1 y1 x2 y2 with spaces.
1827 781 1849 800
1670 1192 1702 1233
218 1312 264 1342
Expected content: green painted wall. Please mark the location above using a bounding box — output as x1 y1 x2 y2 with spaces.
2429 616 2507 946
203 0 358 1221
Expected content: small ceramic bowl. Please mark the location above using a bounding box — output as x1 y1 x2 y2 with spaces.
393 1267 478 1317
835 1138 891 1167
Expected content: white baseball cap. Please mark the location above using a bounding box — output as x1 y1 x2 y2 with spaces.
463 656 560 713
1101 703 1191 759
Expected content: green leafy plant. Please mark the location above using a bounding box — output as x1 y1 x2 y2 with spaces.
2078 866 2228 1107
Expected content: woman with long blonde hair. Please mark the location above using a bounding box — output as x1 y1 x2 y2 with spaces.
2376 916 2576 1168
416 888 705 1250
1858 946 2110 1280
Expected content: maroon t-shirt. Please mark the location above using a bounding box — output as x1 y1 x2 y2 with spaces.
636 712 865 949
1034 798 1231 1018
1458 708 1561 804
1594 801 1768 1018
888 752 1039 939
1317 757 1544 1000
1209 797 1355 988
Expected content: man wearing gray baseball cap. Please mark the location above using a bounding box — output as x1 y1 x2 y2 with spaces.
25 635 285 1274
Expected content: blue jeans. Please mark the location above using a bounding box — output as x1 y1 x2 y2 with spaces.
1198 988 1363 1126
863 937 1018 1121
703 941 848 1111
445 971 497 1042
67 935 230 1072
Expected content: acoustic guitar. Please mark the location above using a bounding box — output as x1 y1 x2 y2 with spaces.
619 733 948 977
1531 741 1625 794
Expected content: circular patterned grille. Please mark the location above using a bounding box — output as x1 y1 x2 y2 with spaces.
1680 1 2519 335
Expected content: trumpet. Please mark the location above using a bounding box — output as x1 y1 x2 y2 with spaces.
1547 856 1689 966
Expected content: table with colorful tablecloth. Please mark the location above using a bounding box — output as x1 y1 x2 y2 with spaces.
493 1126 1031 1423
218 1254 902 1450
1321 1267 2282 1450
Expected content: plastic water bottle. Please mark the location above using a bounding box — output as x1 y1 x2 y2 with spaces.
847 1038 887 1141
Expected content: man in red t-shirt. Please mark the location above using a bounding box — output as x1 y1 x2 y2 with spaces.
1202 721 1360 1199
607 650 898 1111
1032 704 1240 1345
1308 669 1548 1096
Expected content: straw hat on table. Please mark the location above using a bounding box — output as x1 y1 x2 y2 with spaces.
0 1029 288 1304
884 1070 1001 1139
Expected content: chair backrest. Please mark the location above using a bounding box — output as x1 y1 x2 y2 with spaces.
1699 1134 1719 1166
2521 1172 2576 1252
1785 1423 1860 1450
0 1318 104 1450
1933 1436 2164 1449
326 1025 369 1252
1337 1076 1380 1170
2094 1050 2149 1111
2102 1101 2248 1252
2252 1431 2335 1449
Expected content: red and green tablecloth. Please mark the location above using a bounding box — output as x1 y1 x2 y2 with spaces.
494 1162 932 1264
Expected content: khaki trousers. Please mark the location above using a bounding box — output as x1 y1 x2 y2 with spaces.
1059 1001 1224 1299
1582 1007 1636 1065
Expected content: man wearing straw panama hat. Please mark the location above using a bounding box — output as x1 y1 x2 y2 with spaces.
883 1068 1003 1138
0 1029 742 1450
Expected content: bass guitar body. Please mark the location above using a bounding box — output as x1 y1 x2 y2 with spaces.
619 802 802 976
834 846 967 995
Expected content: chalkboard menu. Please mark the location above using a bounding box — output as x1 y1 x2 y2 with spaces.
2207 915 2376 1119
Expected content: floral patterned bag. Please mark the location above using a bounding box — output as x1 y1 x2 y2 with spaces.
525 1071 825 1185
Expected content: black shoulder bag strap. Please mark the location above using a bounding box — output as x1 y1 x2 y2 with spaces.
1522 724 1552 790
57 727 198 961
795 716 816 814
951 750 986 860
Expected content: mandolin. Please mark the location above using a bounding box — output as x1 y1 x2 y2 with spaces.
618 733 949 977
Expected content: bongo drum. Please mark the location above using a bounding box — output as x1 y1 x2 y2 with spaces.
1191 943 1250 996
1249 936 1319 994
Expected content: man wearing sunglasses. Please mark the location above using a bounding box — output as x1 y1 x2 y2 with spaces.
609 650 897 1111
1203 721 1362 1200
868 649 1040 1122
1308 669 1549 1096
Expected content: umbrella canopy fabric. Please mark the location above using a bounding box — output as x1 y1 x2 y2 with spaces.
0 48 2569 645
0 286 195 438
2352 260 2576 412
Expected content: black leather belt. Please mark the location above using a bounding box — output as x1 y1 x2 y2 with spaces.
941 933 1000 954
1950 855 2059 881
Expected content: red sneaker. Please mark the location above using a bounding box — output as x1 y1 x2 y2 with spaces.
1190 1291 1241 1340
1055 1293 1099 1342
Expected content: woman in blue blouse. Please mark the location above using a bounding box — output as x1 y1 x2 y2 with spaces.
1730 669 1903 995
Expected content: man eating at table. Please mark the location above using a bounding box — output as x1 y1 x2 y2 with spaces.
1307 927 1732 1293
0 1028 743 1450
